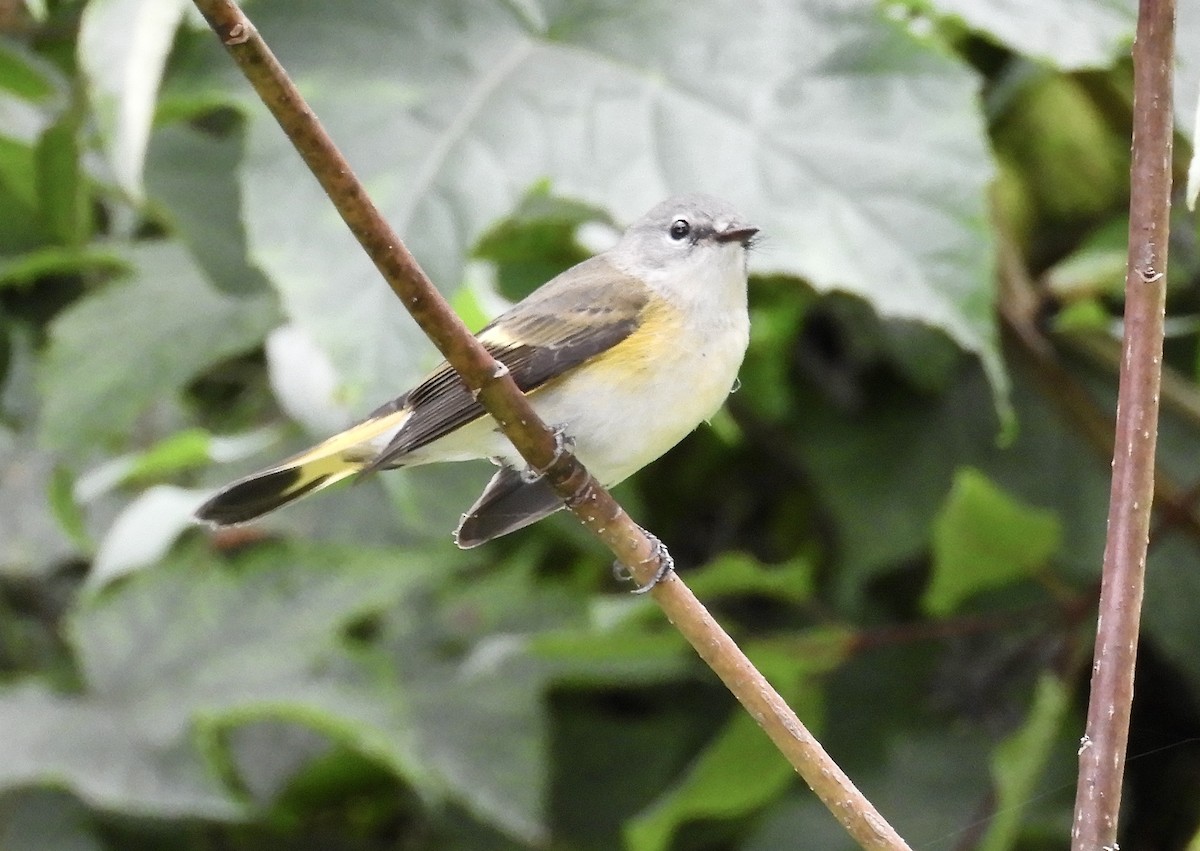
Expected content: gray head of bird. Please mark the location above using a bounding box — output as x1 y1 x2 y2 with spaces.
607 193 758 307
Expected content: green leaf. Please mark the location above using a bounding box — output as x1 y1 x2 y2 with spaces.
0 244 128 291
0 138 51 253
925 467 1061 615
473 185 601 302
35 109 89 246
0 41 65 158
684 551 815 604
625 710 800 851
1044 217 1130 299
0 541 439 819
1143 535 1200 696
234 0 1000 411
793 351 1113 607
72 428 280 506
995 75 1130 227
120 427 213 479
48 464 90 553
0 41 59 102
1052 299 1112 333
978 674 1072 851
532 628 689 688
78 0 189 202
38 240 280 454
19 1 48 23
919 0 1136 70
624 633 847 851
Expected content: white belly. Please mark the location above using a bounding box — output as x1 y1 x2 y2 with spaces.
526 332 745 484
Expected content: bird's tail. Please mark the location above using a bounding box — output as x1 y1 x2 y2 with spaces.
194 408 409 526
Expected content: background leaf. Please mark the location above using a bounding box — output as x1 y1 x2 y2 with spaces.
0 542 434 819
925 467 1062 615
38 240 280 454
77 0 189 203
921 0 1137 70
234 0 1000 410
4 1 1200 848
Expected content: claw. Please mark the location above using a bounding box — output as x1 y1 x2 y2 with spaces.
613 530 675 594
521 424 575 483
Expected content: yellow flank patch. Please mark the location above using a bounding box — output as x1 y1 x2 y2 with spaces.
572 297 683 379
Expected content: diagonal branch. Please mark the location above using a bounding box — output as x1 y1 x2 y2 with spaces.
190 2 912 848
1071 0 1175 847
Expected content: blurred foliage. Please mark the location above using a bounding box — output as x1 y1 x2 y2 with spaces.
2 0 1200 849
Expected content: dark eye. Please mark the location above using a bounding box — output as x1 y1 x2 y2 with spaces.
669 219 690 240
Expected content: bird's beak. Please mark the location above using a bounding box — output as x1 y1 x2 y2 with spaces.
715 225 759 246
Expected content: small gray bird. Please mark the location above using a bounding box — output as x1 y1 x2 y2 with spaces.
195 194 757 546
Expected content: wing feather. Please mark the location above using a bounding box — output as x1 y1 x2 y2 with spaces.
362 257 650 471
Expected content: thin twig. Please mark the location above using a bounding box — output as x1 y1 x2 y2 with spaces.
1071 0 1174 847
189 2 912 847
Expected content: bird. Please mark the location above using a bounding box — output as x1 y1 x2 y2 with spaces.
195 193 757 548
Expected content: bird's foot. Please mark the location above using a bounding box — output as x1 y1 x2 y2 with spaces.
612 530 675 594
520 424 574 482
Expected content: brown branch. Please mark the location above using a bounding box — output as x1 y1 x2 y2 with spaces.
1071 0 1174 847
189 2 911 848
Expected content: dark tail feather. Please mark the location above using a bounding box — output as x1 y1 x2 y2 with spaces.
195 468 330 526
454 466 565 548
194 407 416 526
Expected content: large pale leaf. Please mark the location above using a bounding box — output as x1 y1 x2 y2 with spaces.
230 0 999 410
0 540 585 840
38 240 280 453
921 0 1136 70
0 790 104 851
1179 0 1200 139
78 0 188 202
1 330 76 576
145 123 272 296
379 566 595 842
0 428 77 576
0 543 430 819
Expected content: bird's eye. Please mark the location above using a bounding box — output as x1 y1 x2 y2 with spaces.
669 219 690 240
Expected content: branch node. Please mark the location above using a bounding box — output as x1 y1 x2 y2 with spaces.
224 21 251 45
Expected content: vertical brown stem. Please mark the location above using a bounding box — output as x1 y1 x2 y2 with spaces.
1071 1 1174 847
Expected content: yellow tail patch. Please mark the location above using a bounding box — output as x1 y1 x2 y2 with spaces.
196 406 411 525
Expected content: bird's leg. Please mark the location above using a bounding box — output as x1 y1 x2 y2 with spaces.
612 529 675 594
520 424 574 483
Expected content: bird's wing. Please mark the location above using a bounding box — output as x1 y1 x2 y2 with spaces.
362 257 651 471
